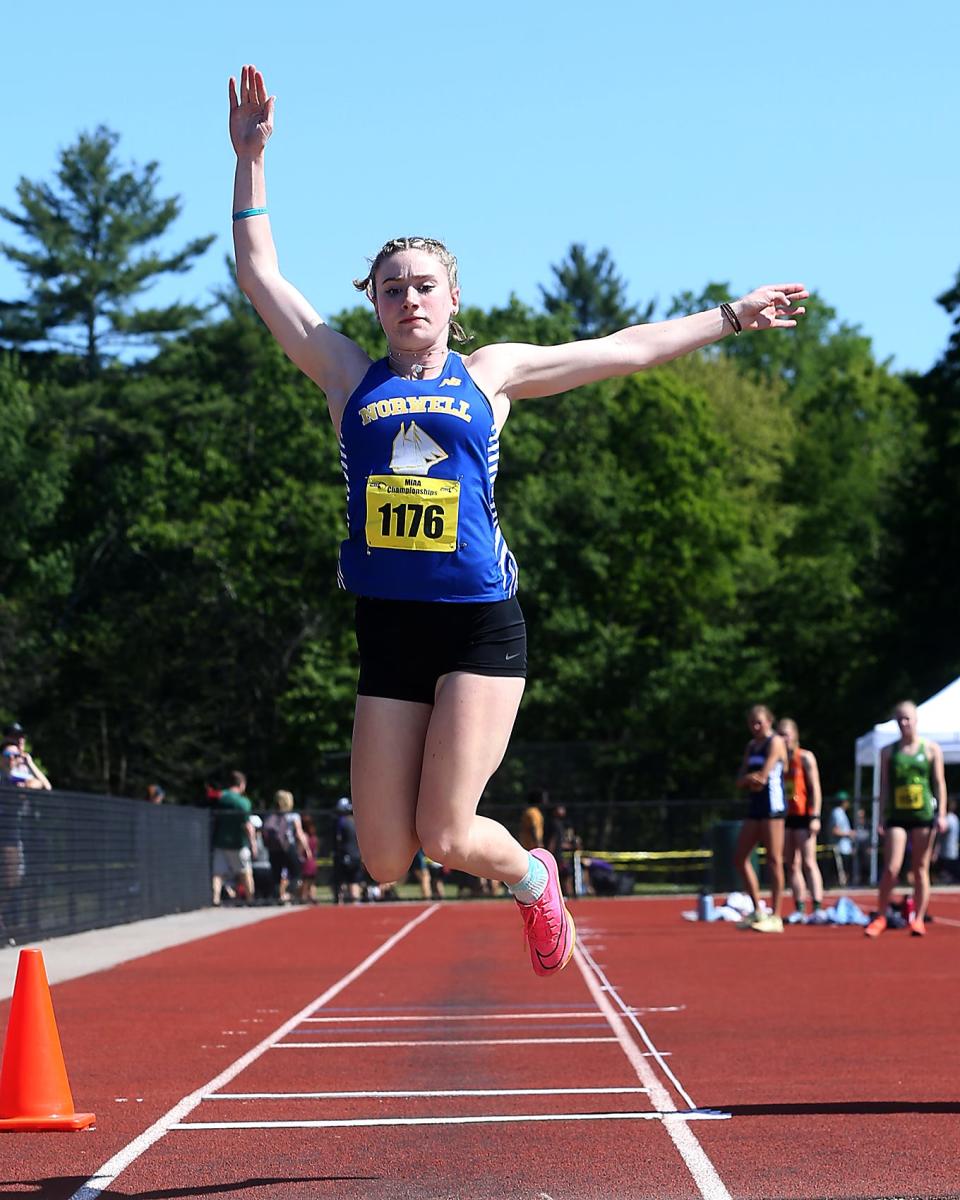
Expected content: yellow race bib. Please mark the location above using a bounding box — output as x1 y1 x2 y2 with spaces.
894 784 924 810
365 475 460 553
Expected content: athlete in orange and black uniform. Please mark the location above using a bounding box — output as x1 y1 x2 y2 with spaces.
777 719 825 924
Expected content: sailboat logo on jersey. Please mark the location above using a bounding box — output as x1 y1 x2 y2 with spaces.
389 421 448 475
364 424 458 552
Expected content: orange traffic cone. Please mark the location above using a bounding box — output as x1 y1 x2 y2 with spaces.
0 948 95 1130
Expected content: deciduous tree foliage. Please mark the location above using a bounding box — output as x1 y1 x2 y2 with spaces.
878 267 960 706
0 356 72 712
26 296 354 799
669 284 923 785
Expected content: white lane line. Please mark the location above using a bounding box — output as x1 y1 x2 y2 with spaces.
66 905 441 1200
174 1110 730 1131
931 915 960 928
274 1037 618 1048
574 944 733 1200
206 1087 651 1100
274 1040 669 1055
579 943 697 1111
302 1011 603 1022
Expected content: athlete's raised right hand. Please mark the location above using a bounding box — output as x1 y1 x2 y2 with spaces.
229 64 275 160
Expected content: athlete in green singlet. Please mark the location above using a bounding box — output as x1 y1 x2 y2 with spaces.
865 700 947 938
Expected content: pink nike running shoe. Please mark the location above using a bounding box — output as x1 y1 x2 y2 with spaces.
517 848 576 977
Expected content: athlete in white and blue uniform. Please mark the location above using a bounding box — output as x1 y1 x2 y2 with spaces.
743 737 786 821
228 62 808 976
733 705 789 932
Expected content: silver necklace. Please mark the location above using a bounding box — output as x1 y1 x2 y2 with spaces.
389 353 429 380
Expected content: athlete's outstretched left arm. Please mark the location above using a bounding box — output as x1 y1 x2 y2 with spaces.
470 285 807 402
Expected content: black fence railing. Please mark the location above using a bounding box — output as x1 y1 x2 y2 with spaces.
0 790 211 945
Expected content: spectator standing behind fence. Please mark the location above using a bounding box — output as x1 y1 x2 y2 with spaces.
733 705 788 933
298 813 319 902
584 856 617 896
0 725 48 940
2 724 52 790
865 701 947 938
263 790 311 904
545 803 576 898
853 804 870 884
411 848 433 899
146 784 165 804
211 770 256 906
248 814 274 899
0 773 23 941
776 719 825 925
519 789 547 851
828 792 854 886
332 796 364 904
934 798 959 884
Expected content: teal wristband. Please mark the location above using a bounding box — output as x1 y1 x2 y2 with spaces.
232 207 268 222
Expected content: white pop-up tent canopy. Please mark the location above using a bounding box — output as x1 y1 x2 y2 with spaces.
854 676 960 882
855 675 960 783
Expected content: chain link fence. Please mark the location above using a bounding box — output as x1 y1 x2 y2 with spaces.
0 789 211 945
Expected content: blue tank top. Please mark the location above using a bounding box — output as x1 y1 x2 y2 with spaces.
745 736 785 814
337 353 518 602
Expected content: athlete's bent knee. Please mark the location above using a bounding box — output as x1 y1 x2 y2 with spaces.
363 850 415 884
417 825 467 871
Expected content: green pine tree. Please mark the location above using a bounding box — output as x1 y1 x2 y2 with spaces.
0 126 214 376
541 243 652 340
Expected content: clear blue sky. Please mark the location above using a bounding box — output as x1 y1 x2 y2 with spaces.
5 1 959 373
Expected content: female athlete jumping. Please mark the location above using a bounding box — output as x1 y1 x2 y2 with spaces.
229 64 808 974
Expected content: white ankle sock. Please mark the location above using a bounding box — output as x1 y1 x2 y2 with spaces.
508 853 548 905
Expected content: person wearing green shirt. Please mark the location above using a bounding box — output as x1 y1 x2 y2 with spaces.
212 770 256 905
865 701 947 938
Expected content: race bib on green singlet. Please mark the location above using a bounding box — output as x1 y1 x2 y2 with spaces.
894 784 925 810
365 476 460 552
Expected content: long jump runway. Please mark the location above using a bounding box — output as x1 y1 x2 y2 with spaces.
2 895 959 1199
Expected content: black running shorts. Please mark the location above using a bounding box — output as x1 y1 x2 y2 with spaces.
355 595 527 704
785 814 814 831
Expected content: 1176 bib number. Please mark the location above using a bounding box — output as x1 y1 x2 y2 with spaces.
365 475 460 552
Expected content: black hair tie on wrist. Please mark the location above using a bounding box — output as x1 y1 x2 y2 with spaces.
720 302 742 336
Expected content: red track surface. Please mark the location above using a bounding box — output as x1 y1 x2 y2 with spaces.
1 893 959 1200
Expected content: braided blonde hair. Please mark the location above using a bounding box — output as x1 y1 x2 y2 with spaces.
353 236 469 343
